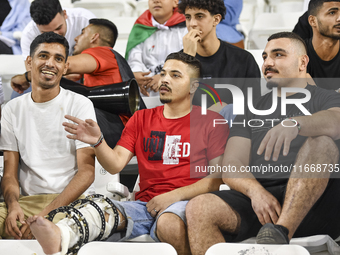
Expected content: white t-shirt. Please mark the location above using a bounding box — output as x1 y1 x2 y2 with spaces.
20 8 96 59
127 18 187 97
0 88 96 196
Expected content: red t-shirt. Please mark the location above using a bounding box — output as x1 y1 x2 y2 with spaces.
117 105 229 202
81 46 129 125
82 46 123 87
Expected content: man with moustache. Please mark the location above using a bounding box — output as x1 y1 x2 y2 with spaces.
185 31 340 255
26 52 228 255
294 0 340 91
0 32 96 239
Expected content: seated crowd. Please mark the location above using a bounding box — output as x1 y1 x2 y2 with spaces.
1 0 340 255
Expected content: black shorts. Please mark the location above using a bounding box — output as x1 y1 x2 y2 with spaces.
211 178 340 242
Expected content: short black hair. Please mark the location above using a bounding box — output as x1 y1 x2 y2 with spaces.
178 0 226 20
308 0 340 16
165 52 201 78
30 0 63 25
30 32 69 61
89 18 118 48
268 31 307 54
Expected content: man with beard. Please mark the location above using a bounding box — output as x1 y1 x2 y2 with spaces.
11 18 134 148
295 0 340 90
184 31 340 255
0 32 96 239
25 52 229 255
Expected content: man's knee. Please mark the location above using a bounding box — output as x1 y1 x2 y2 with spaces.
156 213 186 242
298 136 339 163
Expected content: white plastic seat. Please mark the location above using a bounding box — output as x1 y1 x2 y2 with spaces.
206 243 310 255
267 0 304 13
247 12 303 49
78 241 177 255
0 54 26 103
134 0 149 17
0 240 45 255
73 0 136 18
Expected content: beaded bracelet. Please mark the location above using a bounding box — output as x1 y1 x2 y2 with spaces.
91 133 104 148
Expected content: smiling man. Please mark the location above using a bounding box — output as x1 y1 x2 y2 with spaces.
25 52 229 255
185 32 340 255
0 32 96 240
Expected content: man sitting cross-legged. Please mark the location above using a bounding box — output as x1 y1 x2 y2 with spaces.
26 52 229 255
185 32 340 255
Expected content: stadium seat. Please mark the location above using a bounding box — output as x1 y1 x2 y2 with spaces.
0 240 45 255
134 0 149 17
267 0 304 13
0 54 26 103
78 242 177 255
247 12 303 49
206 243 310 255
72 0 136 18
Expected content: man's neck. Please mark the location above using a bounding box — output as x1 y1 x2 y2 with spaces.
163 101 191 119
276 78 308 97
31 85 60 103
196 34 220 57
312 33 340 61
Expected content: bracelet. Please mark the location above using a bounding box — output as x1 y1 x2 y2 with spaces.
288 118 301 133
24 71 31 82
91 133 104 148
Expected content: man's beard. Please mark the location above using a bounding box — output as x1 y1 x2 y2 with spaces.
160 98 172 104
266 80 279 90
318 20 340 40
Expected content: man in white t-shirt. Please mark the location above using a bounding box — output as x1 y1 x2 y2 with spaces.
0 32 96 240
21 0 95 59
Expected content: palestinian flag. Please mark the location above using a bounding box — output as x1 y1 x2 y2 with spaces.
125 8 186 59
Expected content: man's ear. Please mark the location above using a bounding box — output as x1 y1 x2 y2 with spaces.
308 15 316 28
213 14 222 27
173 0 179 8
63 10 68 20
190 79 199 94
299 54 309 72
63 61 69 75
26 56 32 71
90 33 100 44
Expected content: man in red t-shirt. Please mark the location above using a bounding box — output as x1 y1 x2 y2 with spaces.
27 52 229 255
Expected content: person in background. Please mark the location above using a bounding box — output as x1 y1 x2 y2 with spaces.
0 0 31 55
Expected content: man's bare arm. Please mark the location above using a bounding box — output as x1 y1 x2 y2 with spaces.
258 108 340 161
66 54 98 75
63 115 134 174
2 151 26 239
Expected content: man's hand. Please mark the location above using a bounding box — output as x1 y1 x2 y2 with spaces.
134 71 153 96
63 115 101 145
257 120 299 161
150 74 161 93
11 74 30 94
146 192 180 218
183 29 202 56
20 223 34 239
250 188 282 225
5 203 26 239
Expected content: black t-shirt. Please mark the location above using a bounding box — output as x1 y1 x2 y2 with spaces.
292 11 312 41
188 40 261 107
0 0 11 27
230 84 340 187
306 38 340 90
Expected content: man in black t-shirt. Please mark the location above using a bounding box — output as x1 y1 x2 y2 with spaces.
178 0 261 111
185 32 340 255
294 0 340 90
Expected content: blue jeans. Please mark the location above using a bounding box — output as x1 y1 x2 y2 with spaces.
109 200 188 242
